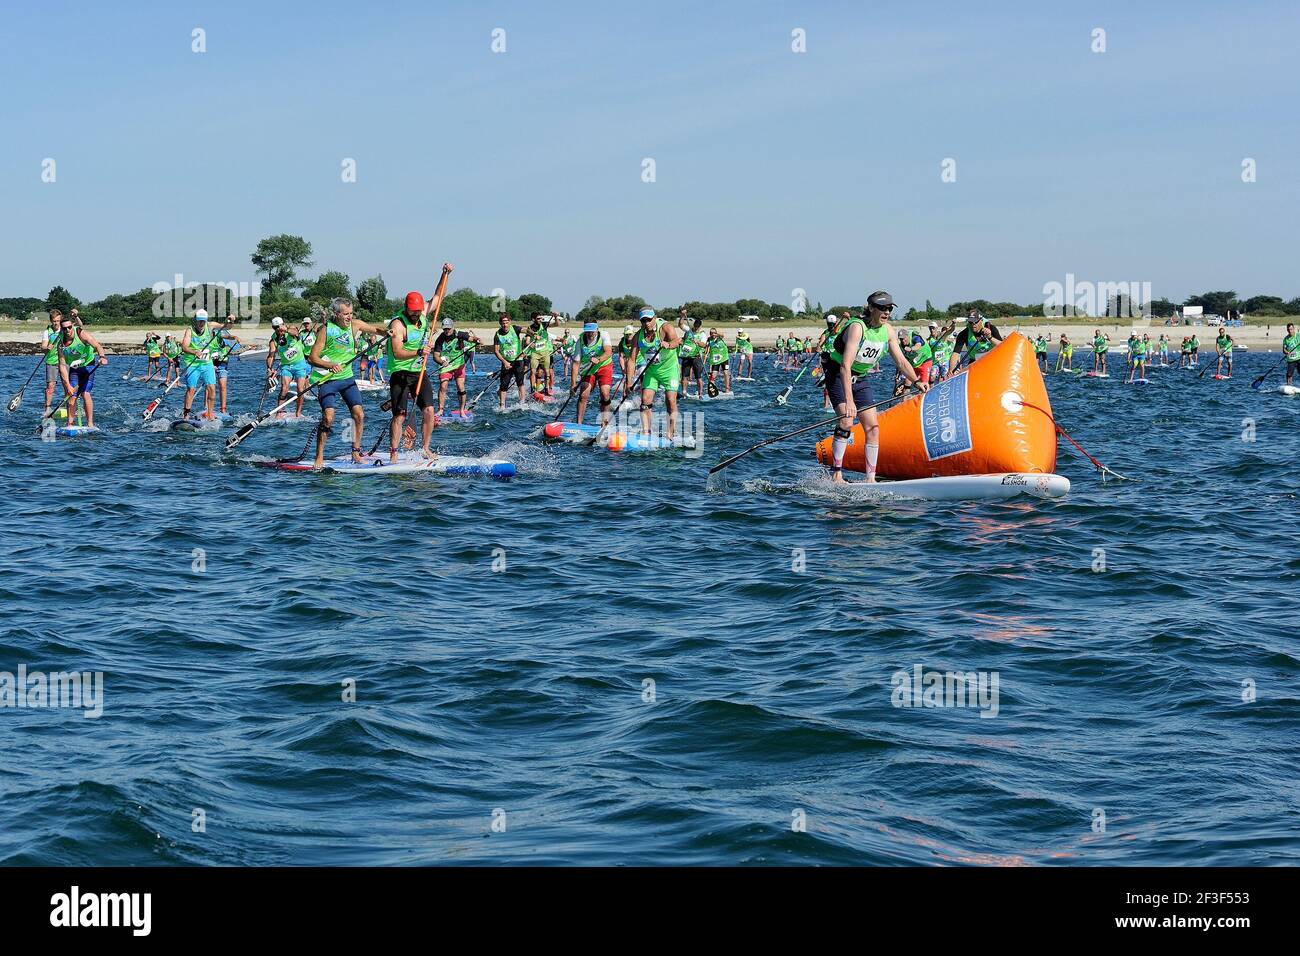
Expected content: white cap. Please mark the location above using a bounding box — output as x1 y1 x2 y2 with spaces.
194 309 209 321
442 317 454 329
270 316 284 328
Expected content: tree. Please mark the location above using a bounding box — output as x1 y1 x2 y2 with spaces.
45 286 80 316
251 235 314 298
301 270 352 303
1185 290 1237 316
517 292 553 316
1241 295 1285 315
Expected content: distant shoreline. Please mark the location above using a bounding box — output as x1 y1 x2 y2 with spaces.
1 319 1291 355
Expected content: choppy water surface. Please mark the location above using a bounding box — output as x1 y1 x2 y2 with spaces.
1 348 1296 865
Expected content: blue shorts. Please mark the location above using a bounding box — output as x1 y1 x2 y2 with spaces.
70 366 96 395
183 363 217 389
318 377 363 411
215 363 229 381
821 357 873 407
282 360 311 380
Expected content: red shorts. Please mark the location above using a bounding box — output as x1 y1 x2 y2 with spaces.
914 360 932 382
582 364 614 387
439 365 466 383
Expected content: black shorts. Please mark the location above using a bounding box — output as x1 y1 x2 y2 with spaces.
388 369 435 412
1288 360 1300 375
822 356 873 407
498 359 526 389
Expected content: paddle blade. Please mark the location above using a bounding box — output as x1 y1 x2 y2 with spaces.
6 393 21 412
141 399 160 421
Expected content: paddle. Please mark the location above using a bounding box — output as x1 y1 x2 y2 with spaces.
142 375 180 420
775 360 810 406
1019 399 1133 481
120 358 136 381
1251 360 1283 390
225 336 389 450
5 356 46 412
402 266 454 442
709 387 916 476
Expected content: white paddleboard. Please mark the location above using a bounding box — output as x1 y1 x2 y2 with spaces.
1277 385 1300 396
837 472 1070 501
237 348 270 361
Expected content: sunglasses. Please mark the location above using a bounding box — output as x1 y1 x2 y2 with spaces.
872 304 894 313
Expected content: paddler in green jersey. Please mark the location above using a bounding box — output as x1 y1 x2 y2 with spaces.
1283 324 1300 386
734 330 754 378
387 278 449 461
824 291 927 483
526 313 555 395
300 316 317 352
267 316 311 418
676 313 699 394
556 330 576 385
1125 334 1147 384
1214 331 1233 378
307 296 391 467
706 328 731 395
179 310 221 422
492 308 533 411
1055 333 1074 372
1089 330 1111 374
616 324 638 391
55 313 108 428
926 320 956 382
144 332 163 382
1189 334 1200 366
211 318 243 414
1158 333 1170 366
162 335 182 385
42 310 65 419
431 314 482 417
574 321 615 429
1034 334 1049 372
896 332 933 397
628 307 683 440
1178 336 1191 369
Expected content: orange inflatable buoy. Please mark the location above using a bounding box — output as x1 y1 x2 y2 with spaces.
814 332 1056 479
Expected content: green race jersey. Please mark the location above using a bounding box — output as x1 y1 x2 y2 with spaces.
163 340 180 359
437 331 473 373
312 322 357 384
44 327 61 365
903 340 933 369
181 327 217 368
493 325 524 363
577 333 612 374
1216 336 1232 354
1283 334 1300 361
276 332 306 366
212 332 235 363
528 328 553 357
678 329 700 358
707 339 729 365
637 321 678 373
736 337 753 354
59 330 96 368
829 319 889 375
1093 335 1108 354
1034 336 1048 354
618 335 636 358
386 314 429 374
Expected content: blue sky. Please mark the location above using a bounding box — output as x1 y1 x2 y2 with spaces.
2 0 1296 313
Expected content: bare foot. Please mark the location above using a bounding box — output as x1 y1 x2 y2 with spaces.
420 447 437 461
831 471 846 483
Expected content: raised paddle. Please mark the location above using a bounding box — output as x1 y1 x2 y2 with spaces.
400 265 454 444
5 356 46 412
775 360 810 406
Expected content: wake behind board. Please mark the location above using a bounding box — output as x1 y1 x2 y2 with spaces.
257 454 514 478
435 409 474 424
1084 372 1110 378
836 472 1069 502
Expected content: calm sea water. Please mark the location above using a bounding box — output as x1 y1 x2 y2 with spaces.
1 347 1296 865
